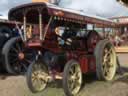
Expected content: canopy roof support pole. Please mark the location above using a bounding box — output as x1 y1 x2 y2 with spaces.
23 14 27 41
93 24 95 30
102 27 105 38
43 16 53 40
39 12 43 40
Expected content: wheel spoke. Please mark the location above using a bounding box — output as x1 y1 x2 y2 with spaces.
39 77 47 84
32 77 37 83
69 80 75 90
104 48 112 57
11 47 19 53
21 62 28 71
109 62 114 67
103 61 112 77
15 43 22 51
25 53 34 56
107 48 112 55
13 61 22 72
103 64 107 75
32 73 36 78
69 68 74 75
24 59 32 64
72 66 75 72
9 53 17 57
10 58 18 63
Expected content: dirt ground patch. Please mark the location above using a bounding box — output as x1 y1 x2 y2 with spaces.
0 54 128 96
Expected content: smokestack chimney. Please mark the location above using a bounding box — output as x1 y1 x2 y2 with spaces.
32 0 60 5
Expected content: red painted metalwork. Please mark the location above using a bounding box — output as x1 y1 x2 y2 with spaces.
79 56 88 73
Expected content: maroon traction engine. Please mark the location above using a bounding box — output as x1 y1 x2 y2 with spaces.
8 2 117 96
0 19 25 73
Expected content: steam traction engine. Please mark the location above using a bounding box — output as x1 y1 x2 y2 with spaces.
8 2 117 96
0 19 25 72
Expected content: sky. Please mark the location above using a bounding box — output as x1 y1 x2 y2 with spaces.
0 0 128 19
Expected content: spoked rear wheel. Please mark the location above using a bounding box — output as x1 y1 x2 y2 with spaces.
95 40 117 81
27 60 49 93
2 37 37 74
63 60 82 96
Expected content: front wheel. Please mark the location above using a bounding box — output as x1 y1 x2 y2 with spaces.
95 40 117 81
26 60 49 93
63 60 82 96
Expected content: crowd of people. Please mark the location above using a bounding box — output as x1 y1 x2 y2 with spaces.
108 30 128 46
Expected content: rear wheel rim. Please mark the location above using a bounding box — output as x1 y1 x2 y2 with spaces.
31 62 48 91
102 44 116 80
68 63 82 95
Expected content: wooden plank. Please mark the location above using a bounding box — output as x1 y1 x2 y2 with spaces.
115 46 128 53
